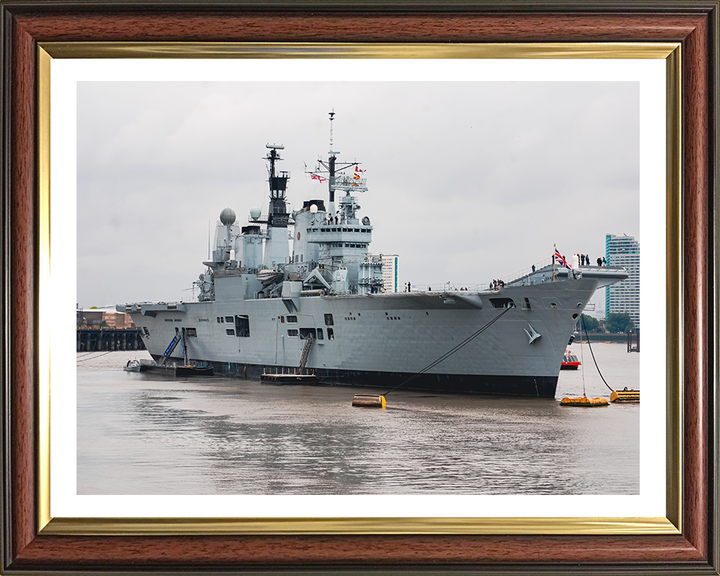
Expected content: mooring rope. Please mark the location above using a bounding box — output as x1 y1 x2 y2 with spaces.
581 315 615 392
384 304 514 396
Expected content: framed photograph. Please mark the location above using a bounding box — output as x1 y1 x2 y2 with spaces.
1 2 717 574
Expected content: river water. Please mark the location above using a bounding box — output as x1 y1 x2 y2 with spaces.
77 343 638 495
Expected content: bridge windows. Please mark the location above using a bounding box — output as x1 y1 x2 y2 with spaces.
287 315 298 323
287 329 299 337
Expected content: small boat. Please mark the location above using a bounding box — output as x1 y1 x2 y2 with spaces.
256 269 284 286
261 373 319 384
175 365 214 377
561 350 581 370
123 359 146 372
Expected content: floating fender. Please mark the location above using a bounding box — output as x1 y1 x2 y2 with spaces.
352 394 386 409
610 389 640 403
560 395 609 407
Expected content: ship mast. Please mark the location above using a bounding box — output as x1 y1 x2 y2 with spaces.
328 111 337 218
265 144 289 229
309 111 367 223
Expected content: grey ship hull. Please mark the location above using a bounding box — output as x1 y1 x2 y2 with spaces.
124 278 598 398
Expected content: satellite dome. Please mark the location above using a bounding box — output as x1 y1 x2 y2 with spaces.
250 206 262 220
310 204 318 214
219 208 236 226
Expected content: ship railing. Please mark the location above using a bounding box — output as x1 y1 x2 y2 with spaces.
403 283 488 293
500 257 555 286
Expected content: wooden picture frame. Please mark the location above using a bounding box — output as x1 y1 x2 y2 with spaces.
1 2 717 573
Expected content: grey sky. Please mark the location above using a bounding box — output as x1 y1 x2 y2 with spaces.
77 81 639 309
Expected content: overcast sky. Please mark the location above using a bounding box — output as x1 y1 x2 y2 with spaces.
77 81 639 310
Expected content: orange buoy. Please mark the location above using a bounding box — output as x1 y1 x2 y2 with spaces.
560 395 609 407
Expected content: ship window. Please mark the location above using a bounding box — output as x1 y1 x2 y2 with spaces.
235 315 250 337
225 316 234 323
288 329 298 337
317 328 324 340
217 317 223 323
300 328 316 339
287 315 297 323
174 319 182 322
300 255 304 262
165 319 173 322
226 328 235 336
327 328 334 340
324 314 334 326
185 328 197 337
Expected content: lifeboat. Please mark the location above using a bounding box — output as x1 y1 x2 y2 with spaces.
560 349 581 370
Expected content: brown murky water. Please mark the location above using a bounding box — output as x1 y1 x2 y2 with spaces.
77 343 639 495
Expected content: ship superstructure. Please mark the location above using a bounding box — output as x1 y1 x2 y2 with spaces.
120 113 627 398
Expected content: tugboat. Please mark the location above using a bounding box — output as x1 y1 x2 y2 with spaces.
119 113 627 398
123 359 144 372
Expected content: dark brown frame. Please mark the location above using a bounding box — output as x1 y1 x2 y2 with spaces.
1 2 718 574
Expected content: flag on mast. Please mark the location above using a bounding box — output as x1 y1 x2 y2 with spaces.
554 247 571 269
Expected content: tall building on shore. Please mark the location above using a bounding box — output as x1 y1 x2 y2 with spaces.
605 234 640 329
381 254 399 293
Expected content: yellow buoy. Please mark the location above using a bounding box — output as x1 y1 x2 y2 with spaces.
352 394 386 409
560 395 609 407
610 389 640 403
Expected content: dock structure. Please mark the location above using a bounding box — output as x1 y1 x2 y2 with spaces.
627 331 640 353
76 328 146 352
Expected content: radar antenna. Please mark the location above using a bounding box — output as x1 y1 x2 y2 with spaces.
305 111 368 219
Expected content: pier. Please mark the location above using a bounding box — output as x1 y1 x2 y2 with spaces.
77 328 146 352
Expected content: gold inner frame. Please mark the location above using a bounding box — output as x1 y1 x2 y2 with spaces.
36 42 682 536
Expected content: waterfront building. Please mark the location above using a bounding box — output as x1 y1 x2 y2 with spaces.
605 234 640 329
381 254 400 293
77 309 136 329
